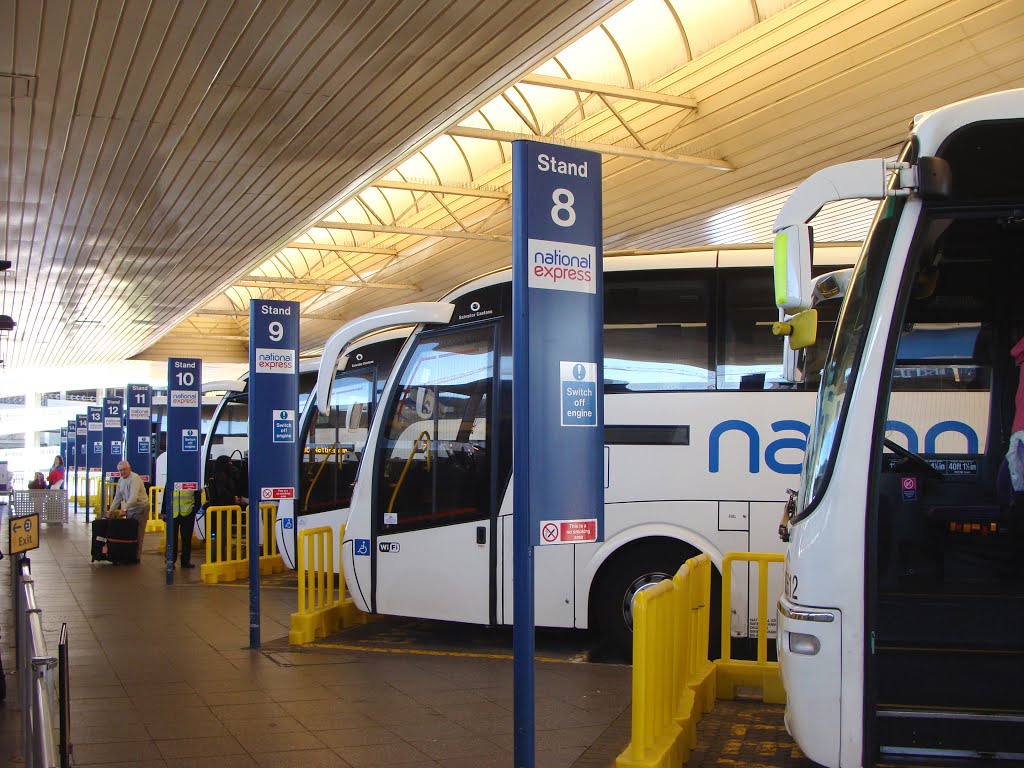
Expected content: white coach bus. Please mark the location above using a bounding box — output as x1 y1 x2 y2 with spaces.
310 245 890 658
774 89 1024 766
276 326 409 568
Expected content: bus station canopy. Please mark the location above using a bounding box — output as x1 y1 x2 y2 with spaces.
2 0 1022 369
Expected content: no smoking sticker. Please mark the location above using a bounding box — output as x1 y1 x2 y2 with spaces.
538 518 598 545
261 487 294 500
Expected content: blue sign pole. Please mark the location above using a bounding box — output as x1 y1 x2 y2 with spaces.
248 299 300 649
125 384 153 482
87 406 102 522
166 359 202 585
76 415 87 514
512 141 603 768
101 397 124 512
60 428 68 476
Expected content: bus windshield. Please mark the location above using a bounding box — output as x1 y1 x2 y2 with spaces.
798 193 908 518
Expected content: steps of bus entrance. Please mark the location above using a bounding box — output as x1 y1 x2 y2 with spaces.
874 591 1024 760
876 709 1024 763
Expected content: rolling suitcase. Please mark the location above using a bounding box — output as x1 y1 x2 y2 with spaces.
91 517 138 564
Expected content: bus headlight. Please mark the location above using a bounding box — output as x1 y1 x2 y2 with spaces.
788 631 821 655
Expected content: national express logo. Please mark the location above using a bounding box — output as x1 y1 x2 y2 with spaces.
708 418 979 475
255 348 295 374
169 390 199 407
527 238 595 294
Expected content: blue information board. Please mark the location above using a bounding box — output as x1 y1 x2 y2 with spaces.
60 427 68 471
248 299 300 648
87 406 102 517
125 384 152 482
166 358 202 581
67 420 77 473
510 140 603 768
101 397 123 517
76 414 87 476
166 359 202 495
87 407 102 468
102 397 123 482
512 141 604 547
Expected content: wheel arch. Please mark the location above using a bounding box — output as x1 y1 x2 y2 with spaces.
577 523 725 629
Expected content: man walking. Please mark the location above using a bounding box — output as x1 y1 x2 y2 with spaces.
106 460 149 563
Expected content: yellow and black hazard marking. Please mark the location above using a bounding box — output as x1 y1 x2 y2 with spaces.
686 701 814 768
184 566 299 590
289 613 599 664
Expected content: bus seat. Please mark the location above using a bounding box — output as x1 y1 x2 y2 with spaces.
740 372 766 390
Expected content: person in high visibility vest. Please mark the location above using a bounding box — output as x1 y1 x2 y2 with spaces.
162 486 199 568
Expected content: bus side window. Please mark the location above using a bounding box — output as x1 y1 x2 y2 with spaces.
300 371 374 514
716 267 783 390
603 270 713 393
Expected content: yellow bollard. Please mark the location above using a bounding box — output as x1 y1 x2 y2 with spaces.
288 524 368 644
146 486 166 534
258 502 284 575
200 504 246 584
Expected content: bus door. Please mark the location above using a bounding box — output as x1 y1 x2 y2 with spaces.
869 212 1024 758
371 323 497 624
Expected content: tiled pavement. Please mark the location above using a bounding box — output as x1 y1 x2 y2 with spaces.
0 509 634 767
1 507 811 768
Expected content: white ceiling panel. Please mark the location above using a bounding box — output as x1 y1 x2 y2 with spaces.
2 0 1022 369
0 0 628 368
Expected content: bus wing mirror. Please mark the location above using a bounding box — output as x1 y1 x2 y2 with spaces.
916 156 952 199
774 224 813 312
773 309 818 351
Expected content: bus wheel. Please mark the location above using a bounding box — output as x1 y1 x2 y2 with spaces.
594 541 720 662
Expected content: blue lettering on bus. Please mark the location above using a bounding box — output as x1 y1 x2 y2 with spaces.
884 421 918 453
708 420 760 473
924 421 978 454
709 419 977 475
764 420 810 475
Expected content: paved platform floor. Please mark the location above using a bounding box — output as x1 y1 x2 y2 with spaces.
1 507 810 768
0 510 633 767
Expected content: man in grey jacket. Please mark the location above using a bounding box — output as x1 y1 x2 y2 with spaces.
106 460 150 562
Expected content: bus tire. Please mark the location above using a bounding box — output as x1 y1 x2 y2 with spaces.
593 539 721 662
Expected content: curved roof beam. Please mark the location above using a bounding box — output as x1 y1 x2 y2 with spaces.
601 23 634 89
663 0 692 61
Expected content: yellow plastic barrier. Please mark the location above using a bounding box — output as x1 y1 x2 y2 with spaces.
200 505 247 584
257 502 284 576
72 472 103 508
715 551 785 704
146 486 166 533
617 551 784 768
616 554 716 768
289 524 368 645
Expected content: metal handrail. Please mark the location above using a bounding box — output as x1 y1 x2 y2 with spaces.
13 556 66 767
